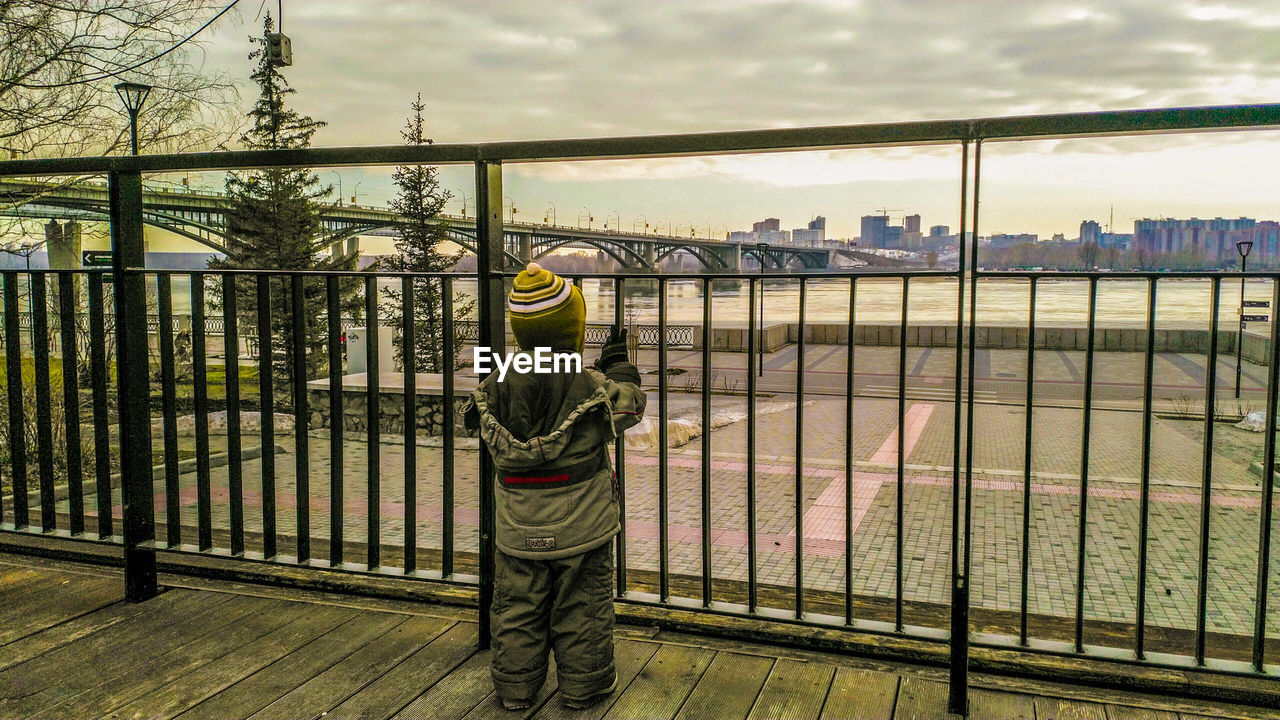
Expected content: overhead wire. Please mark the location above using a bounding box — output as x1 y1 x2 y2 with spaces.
13 0 242 90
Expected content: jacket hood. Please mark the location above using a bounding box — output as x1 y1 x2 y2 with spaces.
471 369 616 470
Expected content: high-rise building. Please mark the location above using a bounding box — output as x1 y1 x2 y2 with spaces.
792 216 827 246
752 218 781 234
860 214 888 249
929 225 949 237
904 214 921 233
1133 217 1258 260
1080 220 1101 245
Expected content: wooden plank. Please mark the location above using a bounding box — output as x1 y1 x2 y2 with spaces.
893 677 962 720
1105 706 1179 720
0 590 173 672
530 639 662 720
322 621 478 720
29 595 302 719
673 652 773 720
1033 696 1109 720
177 611 407 720
819 667 899 720
0 567 45 598
245 615 454 720
604 643 714 720
746 659 836 720
968 688 1035 720
392 648 493 720
0 573 120 644
0 589 233 705
99 603 357 720
461 657 561 720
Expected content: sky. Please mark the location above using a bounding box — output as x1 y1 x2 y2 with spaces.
171 0 1280 245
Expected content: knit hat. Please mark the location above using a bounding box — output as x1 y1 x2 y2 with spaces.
508 262 586 352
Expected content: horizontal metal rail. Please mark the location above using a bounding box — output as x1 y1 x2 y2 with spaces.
2 104 1279 176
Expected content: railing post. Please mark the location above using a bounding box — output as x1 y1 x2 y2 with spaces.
948 137 974 717
110 169 157 602
475 159 504 649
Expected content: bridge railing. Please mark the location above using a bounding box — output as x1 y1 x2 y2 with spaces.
4 104 1280 713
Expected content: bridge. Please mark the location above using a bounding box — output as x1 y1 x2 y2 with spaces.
0 178 865 271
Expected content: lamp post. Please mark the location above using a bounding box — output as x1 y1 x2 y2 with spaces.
544 202 556 226
578 207 593 230
328 171 343 206
757 242 768 377
657 218 671 236
633 214 648 234
350 180 363 206
605 210 620 232
458 190 470 218
1235 238 1254 398
114 82 152 156
505 195 518 223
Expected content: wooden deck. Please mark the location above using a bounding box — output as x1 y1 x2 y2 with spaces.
0 552 1272 720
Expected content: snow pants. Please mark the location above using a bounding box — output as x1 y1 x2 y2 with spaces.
490 542 616 703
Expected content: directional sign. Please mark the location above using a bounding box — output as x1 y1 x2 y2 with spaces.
82 250 113 267
1243 300 1270 308
1242 314 1269 322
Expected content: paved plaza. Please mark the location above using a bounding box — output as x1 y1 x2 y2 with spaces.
61 344 1280 663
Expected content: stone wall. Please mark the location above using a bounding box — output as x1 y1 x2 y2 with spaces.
305 389 474 437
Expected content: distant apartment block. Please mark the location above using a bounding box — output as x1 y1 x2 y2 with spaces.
988 232 1037 248
792 215 827 246
1080 220 1101 245
1133 217 1278 260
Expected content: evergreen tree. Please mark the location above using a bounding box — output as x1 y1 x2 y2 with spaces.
209 14 359 400
380 94 472 372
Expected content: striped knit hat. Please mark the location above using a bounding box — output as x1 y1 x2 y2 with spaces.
508 262 586 352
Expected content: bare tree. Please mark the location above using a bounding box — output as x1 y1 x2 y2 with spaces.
1 0 241 160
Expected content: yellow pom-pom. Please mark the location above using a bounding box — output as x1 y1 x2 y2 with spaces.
524 261 542 276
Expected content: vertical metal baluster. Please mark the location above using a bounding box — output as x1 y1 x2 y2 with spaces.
701 276 712 606
744 276 755 611
895 276 908 630
845 278 856 625
58 273 84 535
365 275 381 569
328 276 344 566
475 159 504 650
1253 276 1280 670
614 276 628 596
657 278 670 601
157 274 180 547
1019 277 1037 645
949 138 973 718
1136 278 1158 659
796 277 807 619
256 275 276 558
291 275 310 562
191 273 211 550
402 276 417 574
442 277 456 578
1195 277 1222 665
4 272 29 529
1074 275 1099 652
223 274 243 556
31 273 56 531
89 274 110 537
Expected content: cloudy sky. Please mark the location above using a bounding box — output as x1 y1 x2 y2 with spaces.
186 0 1280 242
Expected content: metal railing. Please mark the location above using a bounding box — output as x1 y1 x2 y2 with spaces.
3 104 1280 714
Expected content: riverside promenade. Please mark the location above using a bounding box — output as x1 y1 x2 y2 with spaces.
49 341 1280 666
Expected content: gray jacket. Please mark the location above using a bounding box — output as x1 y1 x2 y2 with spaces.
465 361 646 559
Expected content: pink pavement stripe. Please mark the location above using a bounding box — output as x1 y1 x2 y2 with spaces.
627 453 843 479
869 403 935 465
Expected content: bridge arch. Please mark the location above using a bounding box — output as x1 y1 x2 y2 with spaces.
530 235 649 268
652 243 729 271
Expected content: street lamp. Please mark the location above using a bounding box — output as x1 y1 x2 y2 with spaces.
114 82 152 155
1235 238 1255 398
633 215 648 234
504 195 519 224
458 190 471 218
756 242 768 377
657 218 671 236
578 207 593 230
328 171 343 206
350 181 363 206
1 239 48 273
605 210 620 232
544 202 556 226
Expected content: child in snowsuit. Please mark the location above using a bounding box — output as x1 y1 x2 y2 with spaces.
464 262 646 711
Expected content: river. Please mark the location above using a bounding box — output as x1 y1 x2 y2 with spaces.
154 275 1272 331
